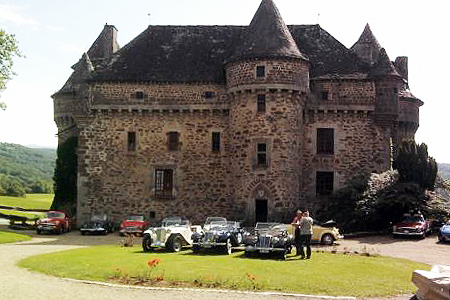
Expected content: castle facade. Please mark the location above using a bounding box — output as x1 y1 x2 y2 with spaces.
53 0 422 225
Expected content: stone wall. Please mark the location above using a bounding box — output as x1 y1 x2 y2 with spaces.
77 108 235 225
301 110 390 209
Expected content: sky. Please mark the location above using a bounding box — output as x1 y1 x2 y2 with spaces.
0 0 448 163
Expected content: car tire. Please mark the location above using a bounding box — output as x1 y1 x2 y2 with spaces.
225 238 232 255
142 234 152 252
168 235 182 252
280 250 286 260
321 233 334 245
36 229 41 235
81 231 86 236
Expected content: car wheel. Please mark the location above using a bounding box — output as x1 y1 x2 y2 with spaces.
36 229 41 235
142 234 152 252
280 250 286 260
225 238 232 255
321 233 334 245
169 235 182 252
81 231 86 235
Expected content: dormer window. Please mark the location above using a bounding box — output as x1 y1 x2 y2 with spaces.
135 91 144 100
256 65 265 78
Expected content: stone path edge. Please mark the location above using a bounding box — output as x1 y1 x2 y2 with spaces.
61 277 357 300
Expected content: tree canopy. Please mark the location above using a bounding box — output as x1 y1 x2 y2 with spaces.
0 29 22 110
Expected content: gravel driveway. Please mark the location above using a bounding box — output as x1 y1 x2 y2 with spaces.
3 225 447 300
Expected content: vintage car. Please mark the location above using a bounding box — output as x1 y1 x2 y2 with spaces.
191 217 245 255
438 221 450 243
36 210 71 234
142 216 200 252
312 220 343 245
80 213 114 235
244 222 294 260
119 214 150 236
392 213 431 238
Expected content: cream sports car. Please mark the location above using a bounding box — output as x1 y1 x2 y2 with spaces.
288 220 343 245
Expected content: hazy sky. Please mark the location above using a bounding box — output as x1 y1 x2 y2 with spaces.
0 0 448 163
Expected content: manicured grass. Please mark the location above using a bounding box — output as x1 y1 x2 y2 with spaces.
0 231 31 244
18 246 427 298
0 194 53 210
0 209 45 220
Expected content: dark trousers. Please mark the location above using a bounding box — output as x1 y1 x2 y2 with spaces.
297 234 312 258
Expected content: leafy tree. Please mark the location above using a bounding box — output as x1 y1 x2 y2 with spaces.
52 137 77 215
0 29 22 110
396 140 437 190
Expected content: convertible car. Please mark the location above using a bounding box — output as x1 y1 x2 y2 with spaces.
80 213 114 235
244 222 294 260
392 213 431 238
191 217 245 254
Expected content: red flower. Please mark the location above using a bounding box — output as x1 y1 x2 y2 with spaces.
147 258 161 268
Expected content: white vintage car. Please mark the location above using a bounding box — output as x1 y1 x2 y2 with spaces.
142 216 201 252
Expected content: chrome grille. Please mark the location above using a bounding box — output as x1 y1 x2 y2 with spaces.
257 236 271 248
204 232 215 243
156 229 166 241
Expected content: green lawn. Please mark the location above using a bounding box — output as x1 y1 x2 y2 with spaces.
0 231 31 244
0 194 53 210
18 246 427 298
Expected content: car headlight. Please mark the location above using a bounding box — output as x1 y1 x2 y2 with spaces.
272 237 279 244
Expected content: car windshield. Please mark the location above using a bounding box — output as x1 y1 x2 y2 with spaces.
402 215 425 223
205 217 227 226
91 214 107 221
256 222 285 234
46 211 65 218
162 217 188 227
127 215 144 221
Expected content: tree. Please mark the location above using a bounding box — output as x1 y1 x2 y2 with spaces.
396 140 437 190
52 137 78 215
0 29 22 110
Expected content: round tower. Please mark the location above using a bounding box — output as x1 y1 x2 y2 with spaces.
225 0 309 224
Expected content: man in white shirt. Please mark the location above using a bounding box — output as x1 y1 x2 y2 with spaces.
298 211 313 259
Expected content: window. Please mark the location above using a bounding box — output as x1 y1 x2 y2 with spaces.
257 94 266 113
316 171 333 195
317 128 334 155
204 91 214 99
321 91 329 100
135 91 144 100
212 132 221 152
256 65 265 78
127 132 136 152
168 132 179 151
155 169 173 199
257 143 267 167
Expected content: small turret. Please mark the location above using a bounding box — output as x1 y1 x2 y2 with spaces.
87 24 120 66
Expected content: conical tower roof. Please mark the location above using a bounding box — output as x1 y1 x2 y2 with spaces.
351 24 382 65
370 48 401 78
230 0 307 62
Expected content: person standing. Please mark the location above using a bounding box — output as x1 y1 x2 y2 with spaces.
298 211 314 259
291 210 302 256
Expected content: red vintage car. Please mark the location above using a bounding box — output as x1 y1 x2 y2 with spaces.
36 210 71 234
392 213 431 239
119 214 150 236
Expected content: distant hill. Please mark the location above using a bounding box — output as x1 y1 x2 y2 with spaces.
439 163 450 181
0 143 56 195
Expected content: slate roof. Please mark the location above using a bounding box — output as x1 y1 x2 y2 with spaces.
230 0 307 62
350 24 382 65
90 24 370 84
369 48 402 78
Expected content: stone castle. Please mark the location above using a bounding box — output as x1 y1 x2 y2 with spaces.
53 0 422 225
